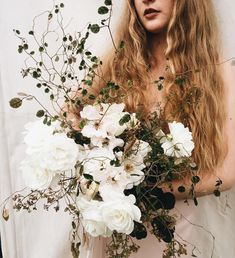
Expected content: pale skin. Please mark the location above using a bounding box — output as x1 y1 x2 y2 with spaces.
134 0 235 198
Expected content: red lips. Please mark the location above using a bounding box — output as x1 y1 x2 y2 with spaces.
144 8 160 16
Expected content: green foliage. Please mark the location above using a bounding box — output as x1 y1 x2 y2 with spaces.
98 6 109 15
36 110 45 117
119 114 131 125
9 98 22 108
71 242 80 258
119 40 125 49
90 24 100 33
83 174 94 181
104 0 112 6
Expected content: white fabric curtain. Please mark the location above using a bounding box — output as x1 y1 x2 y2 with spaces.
0 1 234 258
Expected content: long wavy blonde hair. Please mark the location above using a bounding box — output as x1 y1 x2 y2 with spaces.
90 0 228 172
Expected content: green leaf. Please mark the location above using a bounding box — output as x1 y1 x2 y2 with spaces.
39 46 44 52
83 174 93 181
98 6 109 15
88 94 95 100
71 242 80 258
193 197 198 206
23 44 29 50
43 116 48 124
85 80 92 86
213 189 221 197
82 89 87 96
9 98 22 108
104 0 112 5
191 175 200 184
178 186 186 193
18 46 23 54
90 24 100 34
175 76 186 86
72 221 76 229
119 114 131 126
32 71 40 78
119 40 125 49
48 13 53 20
36 110 45 118
61 76 66 83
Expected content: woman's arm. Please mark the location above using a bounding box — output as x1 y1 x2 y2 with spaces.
170 61 235 199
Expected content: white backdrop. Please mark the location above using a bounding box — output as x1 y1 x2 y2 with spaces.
0 1 234 258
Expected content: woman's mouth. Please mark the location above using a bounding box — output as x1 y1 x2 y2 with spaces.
144 8 160 18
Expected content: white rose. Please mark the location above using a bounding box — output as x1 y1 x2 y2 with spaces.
20 160 55 190
100 188 141 234
161 121 195 158
23 120 56 154
38 133 79 171
23 119 79 172
77 197 112 237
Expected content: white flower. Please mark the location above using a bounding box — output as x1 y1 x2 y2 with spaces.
122 159 145 189
90 135 124 151
23 119 79 172
80 105 102 120
81 123 107 139
77 197 112 237
38 133 79 171
80 103 128 141
23 120 56 154
161 121 194 158
132 140 152 158
82 147 115 182
20 160 55 190
100 188 141 234
114 140 151 189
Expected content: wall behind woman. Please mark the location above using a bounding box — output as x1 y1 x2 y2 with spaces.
0 1 234 258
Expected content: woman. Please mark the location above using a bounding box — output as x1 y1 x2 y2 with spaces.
74 0 235 257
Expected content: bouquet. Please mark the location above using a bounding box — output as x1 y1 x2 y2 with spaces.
2 2 221 258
